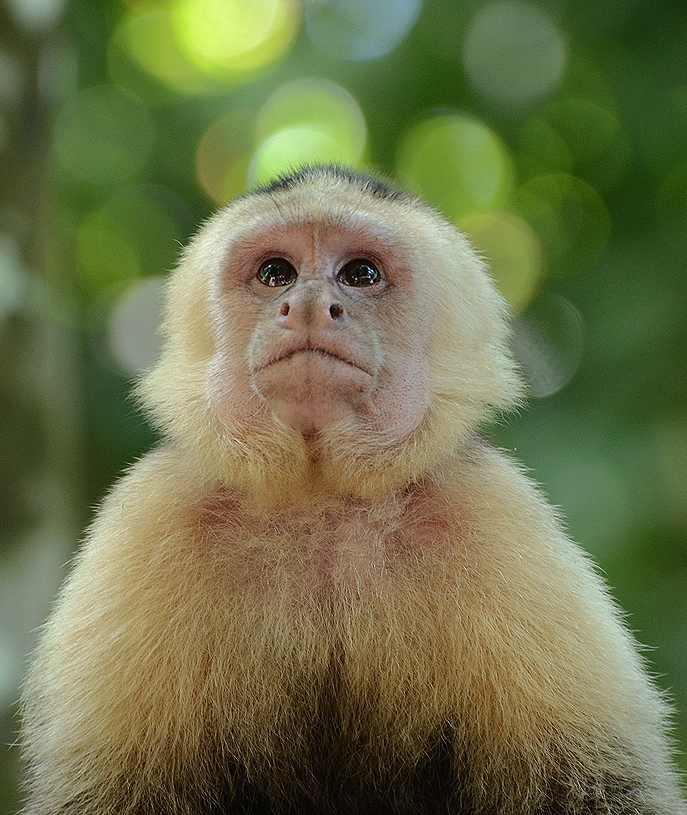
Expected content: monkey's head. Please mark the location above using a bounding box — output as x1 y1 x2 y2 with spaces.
138 166 523 501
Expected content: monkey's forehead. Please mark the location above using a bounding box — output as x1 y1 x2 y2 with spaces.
196 176 457 261
236 178 426 223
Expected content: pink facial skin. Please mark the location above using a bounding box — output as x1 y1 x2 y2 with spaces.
214 221 431 442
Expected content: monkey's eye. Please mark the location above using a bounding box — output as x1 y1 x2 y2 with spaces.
337 259 380 287
257 258 297 287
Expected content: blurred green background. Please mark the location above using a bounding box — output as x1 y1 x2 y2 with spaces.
1 0 686 807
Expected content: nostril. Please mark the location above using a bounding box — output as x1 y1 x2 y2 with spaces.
329 303 344 320
280 302 290 316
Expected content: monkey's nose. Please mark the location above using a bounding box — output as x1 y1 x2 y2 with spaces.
279 296 345 326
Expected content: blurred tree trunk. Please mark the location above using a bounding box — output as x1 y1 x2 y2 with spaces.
0 2 79 810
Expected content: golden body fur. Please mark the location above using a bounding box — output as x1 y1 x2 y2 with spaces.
21 167 685 814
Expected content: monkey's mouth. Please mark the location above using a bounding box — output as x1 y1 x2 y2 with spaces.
258 346 373 378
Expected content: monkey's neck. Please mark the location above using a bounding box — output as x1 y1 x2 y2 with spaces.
173 400 478 505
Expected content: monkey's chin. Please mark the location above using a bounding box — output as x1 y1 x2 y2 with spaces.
253 352 375 436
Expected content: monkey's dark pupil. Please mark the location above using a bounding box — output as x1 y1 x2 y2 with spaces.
257 259 297 287
338 259 380 287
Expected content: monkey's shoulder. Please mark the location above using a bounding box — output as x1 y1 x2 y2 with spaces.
79 441 565 553
83 441 549 547
73 441 582 596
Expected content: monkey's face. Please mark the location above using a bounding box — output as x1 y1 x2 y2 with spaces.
139 169 522 497
215 220 432 439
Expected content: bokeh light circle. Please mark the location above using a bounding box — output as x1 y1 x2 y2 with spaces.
118 9 216 97
517 115 573 179
196 111 253 204
306 0 422 62
459 211 543 313
463 0 566 110
77 185 189 292
109 276 166 375
248 79 367 186
514 173 610 276
256 79 366 161
512 292 584 398
397 113 513 221
53 85 154 185
249 126 350 187
171 0 298 79
543 98 630 191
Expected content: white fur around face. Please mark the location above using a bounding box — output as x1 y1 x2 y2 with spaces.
137 169 522 502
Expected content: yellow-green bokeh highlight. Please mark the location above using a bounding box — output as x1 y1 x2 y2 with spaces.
397 114 514 222
514 173 610 276
248 79 367 187
196 111 254 204
540 98 630 191
460 211 543 313
256 79 366 163
248 127 350 186
171 0 298 80
53 86 154 185
77 186 184 294
121 7 219 96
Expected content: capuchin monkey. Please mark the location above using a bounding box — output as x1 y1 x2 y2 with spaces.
21 165 686 814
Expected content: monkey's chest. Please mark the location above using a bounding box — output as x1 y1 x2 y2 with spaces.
182 495 466 812
211 712 459 815
199 492 431 593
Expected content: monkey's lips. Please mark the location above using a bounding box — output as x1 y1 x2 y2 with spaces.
256 344 374 379
252 344 376 419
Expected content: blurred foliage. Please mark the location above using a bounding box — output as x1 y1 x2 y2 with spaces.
1 0 687 806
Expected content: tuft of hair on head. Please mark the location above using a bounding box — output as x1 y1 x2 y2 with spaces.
249 163 413 203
